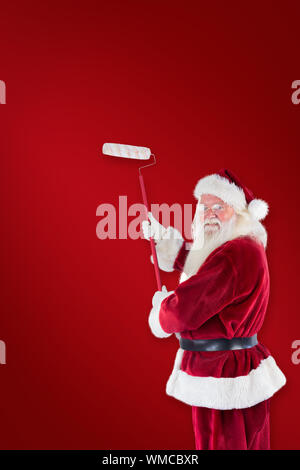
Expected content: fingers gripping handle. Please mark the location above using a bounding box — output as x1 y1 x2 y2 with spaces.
139 173 162 291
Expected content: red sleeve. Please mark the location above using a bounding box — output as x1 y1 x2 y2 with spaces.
159 251 237 334
173 241 189 272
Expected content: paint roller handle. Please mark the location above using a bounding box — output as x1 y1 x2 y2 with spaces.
149 240 162 291
139 173 162 291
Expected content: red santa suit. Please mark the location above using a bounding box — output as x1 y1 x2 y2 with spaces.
148 169 286 450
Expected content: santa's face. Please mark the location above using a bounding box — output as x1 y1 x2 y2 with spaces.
185 193 238 279
200 194 235 235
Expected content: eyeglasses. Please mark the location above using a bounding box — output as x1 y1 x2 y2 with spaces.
202 204 226 214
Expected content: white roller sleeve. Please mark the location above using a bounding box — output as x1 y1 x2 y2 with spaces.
102 143 151 160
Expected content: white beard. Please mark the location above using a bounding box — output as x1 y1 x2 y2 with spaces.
179 211 265 283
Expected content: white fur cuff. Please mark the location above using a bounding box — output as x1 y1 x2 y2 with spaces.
148 305 172 338
151 226 184 272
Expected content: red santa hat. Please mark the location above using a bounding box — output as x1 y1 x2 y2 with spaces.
193 169 269 221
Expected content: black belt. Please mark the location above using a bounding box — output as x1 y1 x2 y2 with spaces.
179 334 258 351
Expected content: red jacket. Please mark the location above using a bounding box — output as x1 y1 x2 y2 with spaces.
154 236 286 410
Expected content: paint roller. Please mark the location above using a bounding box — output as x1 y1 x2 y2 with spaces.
102 143 162 291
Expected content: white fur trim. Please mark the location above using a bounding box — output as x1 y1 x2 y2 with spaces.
194 174 247 212
151 226 184 272
248 199 269 221
149 288 174 339
166 349 286 409
148 305 172 338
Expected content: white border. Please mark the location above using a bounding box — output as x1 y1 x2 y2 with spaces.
166 348 286 409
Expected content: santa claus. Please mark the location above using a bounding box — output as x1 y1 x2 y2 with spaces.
143 169 286 450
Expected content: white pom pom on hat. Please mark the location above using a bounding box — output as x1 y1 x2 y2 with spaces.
193 168 269 221
248 198 269 221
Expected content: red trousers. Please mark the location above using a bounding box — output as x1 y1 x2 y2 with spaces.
192 399 270 450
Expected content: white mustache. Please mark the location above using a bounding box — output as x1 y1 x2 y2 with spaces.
204 217 221 227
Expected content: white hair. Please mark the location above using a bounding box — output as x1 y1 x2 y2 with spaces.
181 208 267 282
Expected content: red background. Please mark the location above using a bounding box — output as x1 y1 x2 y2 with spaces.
0 1 299 449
